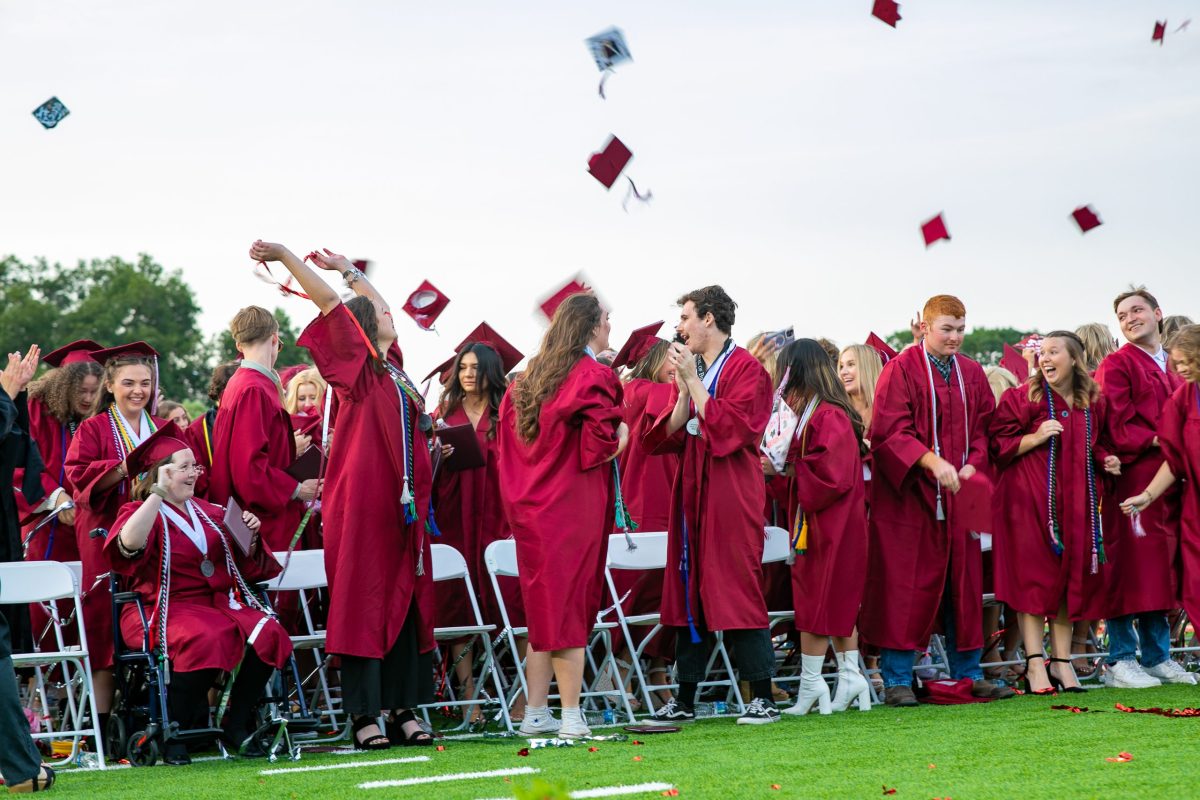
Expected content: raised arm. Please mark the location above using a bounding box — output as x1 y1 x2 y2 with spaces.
307 249 397 353
249 240 341 315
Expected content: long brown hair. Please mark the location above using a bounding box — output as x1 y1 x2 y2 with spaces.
345 296 385 375
1026 331 1100 409
28 361 104 424
626 339 672 384
439 343 508 440
775 339 867 456
98 356 157 416
513 293 601 442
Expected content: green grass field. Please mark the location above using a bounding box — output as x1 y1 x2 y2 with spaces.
44 684 1200 800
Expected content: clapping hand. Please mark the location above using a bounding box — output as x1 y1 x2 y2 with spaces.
1 345 40 397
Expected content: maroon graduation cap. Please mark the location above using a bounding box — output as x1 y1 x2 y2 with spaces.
124 421 189 476
538 276 592 321
1153 20 1167 44
1000 343 1030 382
422 322 525 384
588 135 632 189
921 213 951 247
865 332 898 365
401 280 450 331
612 321 665 370
42 339 104 368
872 0 901 27
1071 205 1103 233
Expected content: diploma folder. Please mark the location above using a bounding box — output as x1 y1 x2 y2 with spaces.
285 445 322 481
438 424 486 472
223 497 255 556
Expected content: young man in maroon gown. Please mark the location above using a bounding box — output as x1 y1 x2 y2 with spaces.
643 285 778 725
859 295 1014 706
1096 288 1195 687
207 307 318 553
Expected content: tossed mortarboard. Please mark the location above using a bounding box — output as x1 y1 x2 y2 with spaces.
42 340 104 368
921 213 951 247
1000 343 1030 382
865 332 898 364
401 281 450 331
1153 20 1167 44
538 276 591 321
872 0 902 28
586 26 632 71
125 422 190 477
1071 205 1103 233
588 135 632 189
32 97 70 129
612 321 666 370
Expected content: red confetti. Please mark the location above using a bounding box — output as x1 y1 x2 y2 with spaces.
435 745 445 751
1105 752 1134 763
517 748 530 757
884 788 897 796
1051 705 1100 714
771 785 782 791
633 756 643 762
928 763 936 769
589 747 600 752
1114 703 1200 718
662 791 680 798
632 740 645 745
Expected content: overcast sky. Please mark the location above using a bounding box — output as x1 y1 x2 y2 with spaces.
2 0 1197 377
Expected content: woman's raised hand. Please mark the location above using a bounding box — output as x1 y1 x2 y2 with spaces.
249 240 288 263
308 248 353 272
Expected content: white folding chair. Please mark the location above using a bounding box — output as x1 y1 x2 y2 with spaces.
760 525 804 691
265 550 340 731
1 560 106 769
603 532 671 712
484 539 634 723
418 544 512 732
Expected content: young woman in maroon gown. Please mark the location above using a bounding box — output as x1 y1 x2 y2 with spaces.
1122 325 1200 644
990 332 1120 694
764 339 870 715
430 326 521 724
64 341 166 733
106 424 291 764
498 292 628 739
250 241 434 749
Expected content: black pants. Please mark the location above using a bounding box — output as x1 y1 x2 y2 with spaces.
674 625 775 683
340 608 432 716
0 598 41 785
167 649 274 740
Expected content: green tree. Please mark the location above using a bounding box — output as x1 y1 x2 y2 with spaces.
883 326 1036 367
0 254 207 401
211 307 310 369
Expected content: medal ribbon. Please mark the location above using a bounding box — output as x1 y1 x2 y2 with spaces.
921 344 969 522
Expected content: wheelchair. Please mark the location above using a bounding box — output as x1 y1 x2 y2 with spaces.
105 572 323 766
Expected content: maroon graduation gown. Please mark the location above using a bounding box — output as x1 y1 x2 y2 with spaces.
497 357 622 651
105 499 291 672
1159 382 1200 624
1096 343 1182 616
765 403 868 638
14 399 82 563
207 368 304 553
64 409 167 670
858 346 994 652
644 346 773 633
990 387 1111 620
182 413 215 499
297 304 435 658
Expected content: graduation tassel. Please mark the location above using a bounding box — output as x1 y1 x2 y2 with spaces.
622 177 653 212
425 499 442 537
612 461 638 551
789 511 809 563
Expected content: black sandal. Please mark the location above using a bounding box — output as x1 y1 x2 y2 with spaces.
7 764 55 793
387 709 434 747
1022 653 1055 696
351 715 391 751
1049 657 1088 693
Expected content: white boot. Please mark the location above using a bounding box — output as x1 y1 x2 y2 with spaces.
831 649 872 712
783 654 831 716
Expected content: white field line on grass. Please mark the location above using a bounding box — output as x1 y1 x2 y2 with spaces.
358 766 539 789
261 756 430 775
474 783 676 800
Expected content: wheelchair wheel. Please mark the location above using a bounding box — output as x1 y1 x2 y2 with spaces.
105 714 128 760
127 730 158 767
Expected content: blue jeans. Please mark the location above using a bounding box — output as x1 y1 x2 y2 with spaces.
1105 612 1171 667
881 582 983 688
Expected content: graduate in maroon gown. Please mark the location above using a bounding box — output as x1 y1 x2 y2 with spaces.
2 345 44 657
183 361 239 500
250 241 434 749
764 339 871 716
105 424 291 764
858 295 1013 706
15 341 103 566
1122 325 1200 645
612 330 679 681
498 292 627 739
64 341 166 730
1098 288 1196 687
990 332 1120 694
207 307 317 553
428 323 522 724
643 285 778 726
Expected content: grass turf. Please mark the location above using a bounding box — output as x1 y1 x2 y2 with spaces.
45 684 1200 799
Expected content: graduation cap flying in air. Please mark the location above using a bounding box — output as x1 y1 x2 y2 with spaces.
538 276 592 322
402 281 450 332
921 212 951 247
612 321 666 371
585 26 633 99
872 0 902 28
588 134 652 211
32 97 70 129
1071 205 1103 234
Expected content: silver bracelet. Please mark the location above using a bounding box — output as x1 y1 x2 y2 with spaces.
342 267 365 288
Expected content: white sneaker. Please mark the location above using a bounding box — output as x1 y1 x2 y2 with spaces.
556 708 592 739
1104 659 1163 688
518 708 561 735
1144 659 1199 685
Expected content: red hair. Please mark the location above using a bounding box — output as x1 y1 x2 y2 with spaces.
923 294 966 321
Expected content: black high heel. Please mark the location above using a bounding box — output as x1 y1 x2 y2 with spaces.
352 715 391 750
1049 657 1088 693
1022 653 1056 696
